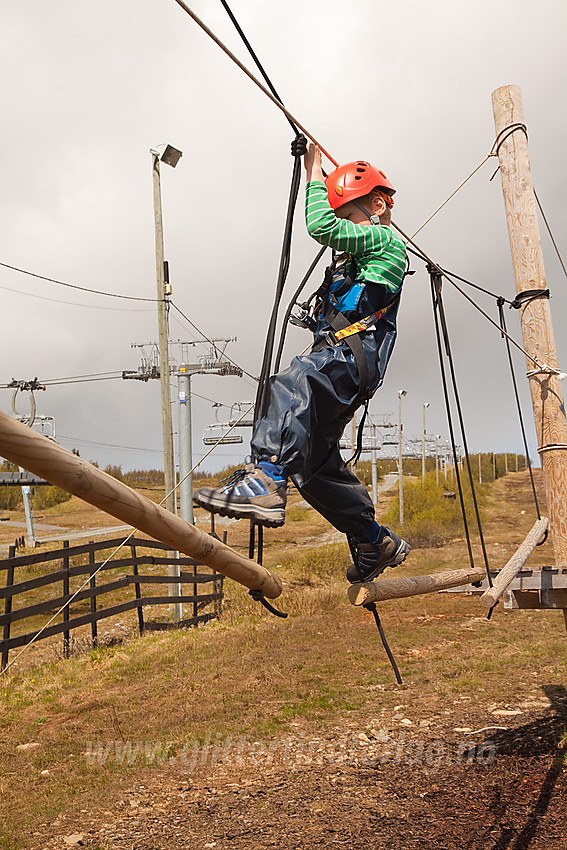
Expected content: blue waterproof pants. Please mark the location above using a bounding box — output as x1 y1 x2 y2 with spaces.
251 306 399 538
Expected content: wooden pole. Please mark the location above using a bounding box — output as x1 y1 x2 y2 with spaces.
152 152 179 615
1 546 15 670
480 515 549 608
492 85 567 565
152 153 176 517
347 566 486 606
0 412 282 599
62 540 70 657
89 544 98 647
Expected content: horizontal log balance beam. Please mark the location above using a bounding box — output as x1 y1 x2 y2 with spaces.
0 411 282 599
480 516 549 608
348 567 487 607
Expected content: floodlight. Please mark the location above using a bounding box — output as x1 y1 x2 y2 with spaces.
160 144 183 168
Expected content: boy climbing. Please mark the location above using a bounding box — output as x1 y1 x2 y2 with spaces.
193 140 410 583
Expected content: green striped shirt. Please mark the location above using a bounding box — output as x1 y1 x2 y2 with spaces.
305 180 407 292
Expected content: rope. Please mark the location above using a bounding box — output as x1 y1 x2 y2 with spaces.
273 246 327 374
0 372 124 390
436 262 514 305
218 0 298 136
253 152 303 424
247 514 288 617
429 266 493 591
411 155 493 238
395 224 546 370
510 289 550 309
171 0 338 167
497 300 542 523
429 272 477 574
249 588 288 618
534 188 567 281
0 402 255 677
490 122 528 158
411 123 528 238
364 602 403 685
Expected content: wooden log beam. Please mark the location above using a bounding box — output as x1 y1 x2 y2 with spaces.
492 85 567 565
0 411 282 599
480 516 549 608
347 567 486 606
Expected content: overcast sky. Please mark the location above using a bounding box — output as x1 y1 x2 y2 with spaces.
1 0 566 473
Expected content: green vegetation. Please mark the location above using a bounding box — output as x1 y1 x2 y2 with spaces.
358 452 527 483
0 468 562 849
382 472 488 548
0 460 71 511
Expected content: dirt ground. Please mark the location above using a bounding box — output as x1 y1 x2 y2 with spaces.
32 688 567 849
2 470 567 849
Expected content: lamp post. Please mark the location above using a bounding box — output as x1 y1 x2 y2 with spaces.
398 390 407 525
371 422 378 505
151 143 183 620
422 402 430 484
151 143 183 517
177 364 194 526
435 434 441 485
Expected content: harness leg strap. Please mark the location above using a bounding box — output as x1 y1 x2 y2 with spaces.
313 306 370 404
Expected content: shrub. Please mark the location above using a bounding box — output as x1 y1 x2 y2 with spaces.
123 468 165 488
0 461 24 510
382 473 487 549
0 460 71 511
31 485 71 510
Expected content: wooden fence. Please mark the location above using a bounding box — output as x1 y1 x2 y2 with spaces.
0 535 224 669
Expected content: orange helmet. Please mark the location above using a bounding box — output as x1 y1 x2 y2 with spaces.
325 161 396 210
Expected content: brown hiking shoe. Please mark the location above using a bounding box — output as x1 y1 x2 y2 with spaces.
346 529 411 583
193 464 287 528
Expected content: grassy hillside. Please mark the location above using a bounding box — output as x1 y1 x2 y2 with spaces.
0 470 565 849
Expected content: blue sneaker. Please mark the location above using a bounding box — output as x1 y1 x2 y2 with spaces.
193 464 287 527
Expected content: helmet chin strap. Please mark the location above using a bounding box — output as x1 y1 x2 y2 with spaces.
351 199 381 225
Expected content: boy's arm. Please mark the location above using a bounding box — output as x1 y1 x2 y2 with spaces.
304 141 325 184
303 142 390 254
305 182 391 254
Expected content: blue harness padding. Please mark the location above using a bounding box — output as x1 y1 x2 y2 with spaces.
326 253 364 313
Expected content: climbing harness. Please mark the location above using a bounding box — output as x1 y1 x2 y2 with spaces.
325 301 399 344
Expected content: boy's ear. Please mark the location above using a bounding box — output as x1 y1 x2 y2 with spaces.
371 194 387 216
